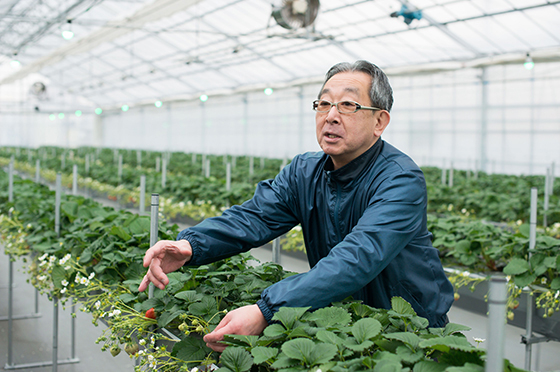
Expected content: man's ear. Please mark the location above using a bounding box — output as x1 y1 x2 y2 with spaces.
373 110 390 137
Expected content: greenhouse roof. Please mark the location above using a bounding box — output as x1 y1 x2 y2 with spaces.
1 0 559 108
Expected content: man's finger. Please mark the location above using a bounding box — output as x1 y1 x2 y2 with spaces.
143 241 165 267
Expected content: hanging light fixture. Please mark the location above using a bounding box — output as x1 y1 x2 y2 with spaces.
524 53 534 70
61 19 74 40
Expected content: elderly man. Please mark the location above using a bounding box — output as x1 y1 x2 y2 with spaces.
139 60 454 352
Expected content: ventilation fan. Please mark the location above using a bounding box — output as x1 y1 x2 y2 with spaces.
271 0 320 30
29 82 47 99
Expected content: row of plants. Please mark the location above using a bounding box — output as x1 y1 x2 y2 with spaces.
2 146 559 226
0 170 523 372
2 147 560 321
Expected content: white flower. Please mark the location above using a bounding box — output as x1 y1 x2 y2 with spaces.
473 337 485 343
139 339 146 346
80 277 88 285
95 301 101 310
61 279 69 287
147 355 154 362
138 349 145 355
37 275 47 281
190 368 199 372
447 204 453 211
149 360 157 369
60 287 67 294
49 256 56 263
64 265 71 270
516 219 523 226
541 278 547 284
8 207 14 213
461 208 467 214
27 224 32 229
88 272 95 280
39 253 48 261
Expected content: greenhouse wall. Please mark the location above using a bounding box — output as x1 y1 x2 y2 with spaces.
1 64 559 175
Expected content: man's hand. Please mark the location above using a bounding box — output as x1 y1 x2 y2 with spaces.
203 304 268 352
138 239 192 292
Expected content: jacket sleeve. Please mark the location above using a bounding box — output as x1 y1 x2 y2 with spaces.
177 162 300 266
258 168 428 322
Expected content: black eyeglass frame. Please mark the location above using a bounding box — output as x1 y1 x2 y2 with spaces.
312 99 383 114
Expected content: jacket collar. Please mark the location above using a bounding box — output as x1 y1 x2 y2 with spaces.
324 138 384 184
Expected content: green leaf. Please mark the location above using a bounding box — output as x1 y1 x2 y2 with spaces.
513 272 537 288
282 338 314 361
373 359 402 372
349 303 376 318
316 330 344 346
343 337 374 352
172 337 211 368
351 318 382 343
307 307 352 328
384 332 421 349
270 355 299 369
251 346 278 364
308 343 338 365
442 323 472 336
109 225 131 241
391 297 417 316
503 258 530 275
413 360 449 372
51 265 67 289
272 307 311 330
550 277 560 290
61 201 78 220
157 310 184 328
395 345 424 363
174 290 202 303
263 323 287 338
118 293 137 303
445 362 484 372
418 335 476 353
222 334 260 348
518 224 530 238
220 347 253 372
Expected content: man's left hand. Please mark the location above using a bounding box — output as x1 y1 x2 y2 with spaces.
203 304 268 352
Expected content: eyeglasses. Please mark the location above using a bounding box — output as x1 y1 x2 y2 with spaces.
312 99 383 114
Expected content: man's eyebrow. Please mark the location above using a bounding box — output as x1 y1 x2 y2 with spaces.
320 87 360 96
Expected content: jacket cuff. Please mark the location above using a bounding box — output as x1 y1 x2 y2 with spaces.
176 230 198 266
256 299 274 324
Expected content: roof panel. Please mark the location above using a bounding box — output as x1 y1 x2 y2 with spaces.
492 11 559 49
422 5 458 23
443 1 484 19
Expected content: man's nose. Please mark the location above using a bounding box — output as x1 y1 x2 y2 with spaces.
325 104 340 123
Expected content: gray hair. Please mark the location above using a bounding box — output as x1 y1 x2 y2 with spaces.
319 60 393 112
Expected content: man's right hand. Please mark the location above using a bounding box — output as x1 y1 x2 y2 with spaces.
138 239 193 292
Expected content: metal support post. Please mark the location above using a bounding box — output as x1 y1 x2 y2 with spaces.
249 156 254 177
118 154 123 183
55 174 61 237
272 238 281 265
149 194 159 299
155 157 160 172
205 159 211 178
441 167 446 185
9 157 14 202
448 162 454 187
162 157 167 189
140 175 146 215
72 165 78 195
544 168 550 228
524 187 538 371
485 275 507 372
85 154 89 175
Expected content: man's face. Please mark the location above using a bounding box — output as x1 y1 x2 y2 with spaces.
316 71 381 170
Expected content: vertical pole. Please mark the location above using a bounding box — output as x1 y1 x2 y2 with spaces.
226 163 231 192
61 153 65 171
161 157 167 189
551 162 555 195
53 296 58 372
205 159 211 178
72 165 78 195
155 157 160 172
485 275 507 372
36 159 40 183
525 187 538 371
544 168 550 228
118 154 123 183
7 255 14 368
449 162 454 188
85 154 90 175
55 174 61 237
140 175 146 215
480 67 488 173
272 238 281 264
441 168 446 185
249 156 254 177
149 194 159 299
9 156 14 202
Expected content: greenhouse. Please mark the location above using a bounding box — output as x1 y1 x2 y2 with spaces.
1 0 559 371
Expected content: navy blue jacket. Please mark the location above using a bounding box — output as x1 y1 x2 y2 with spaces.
178 140 454 327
